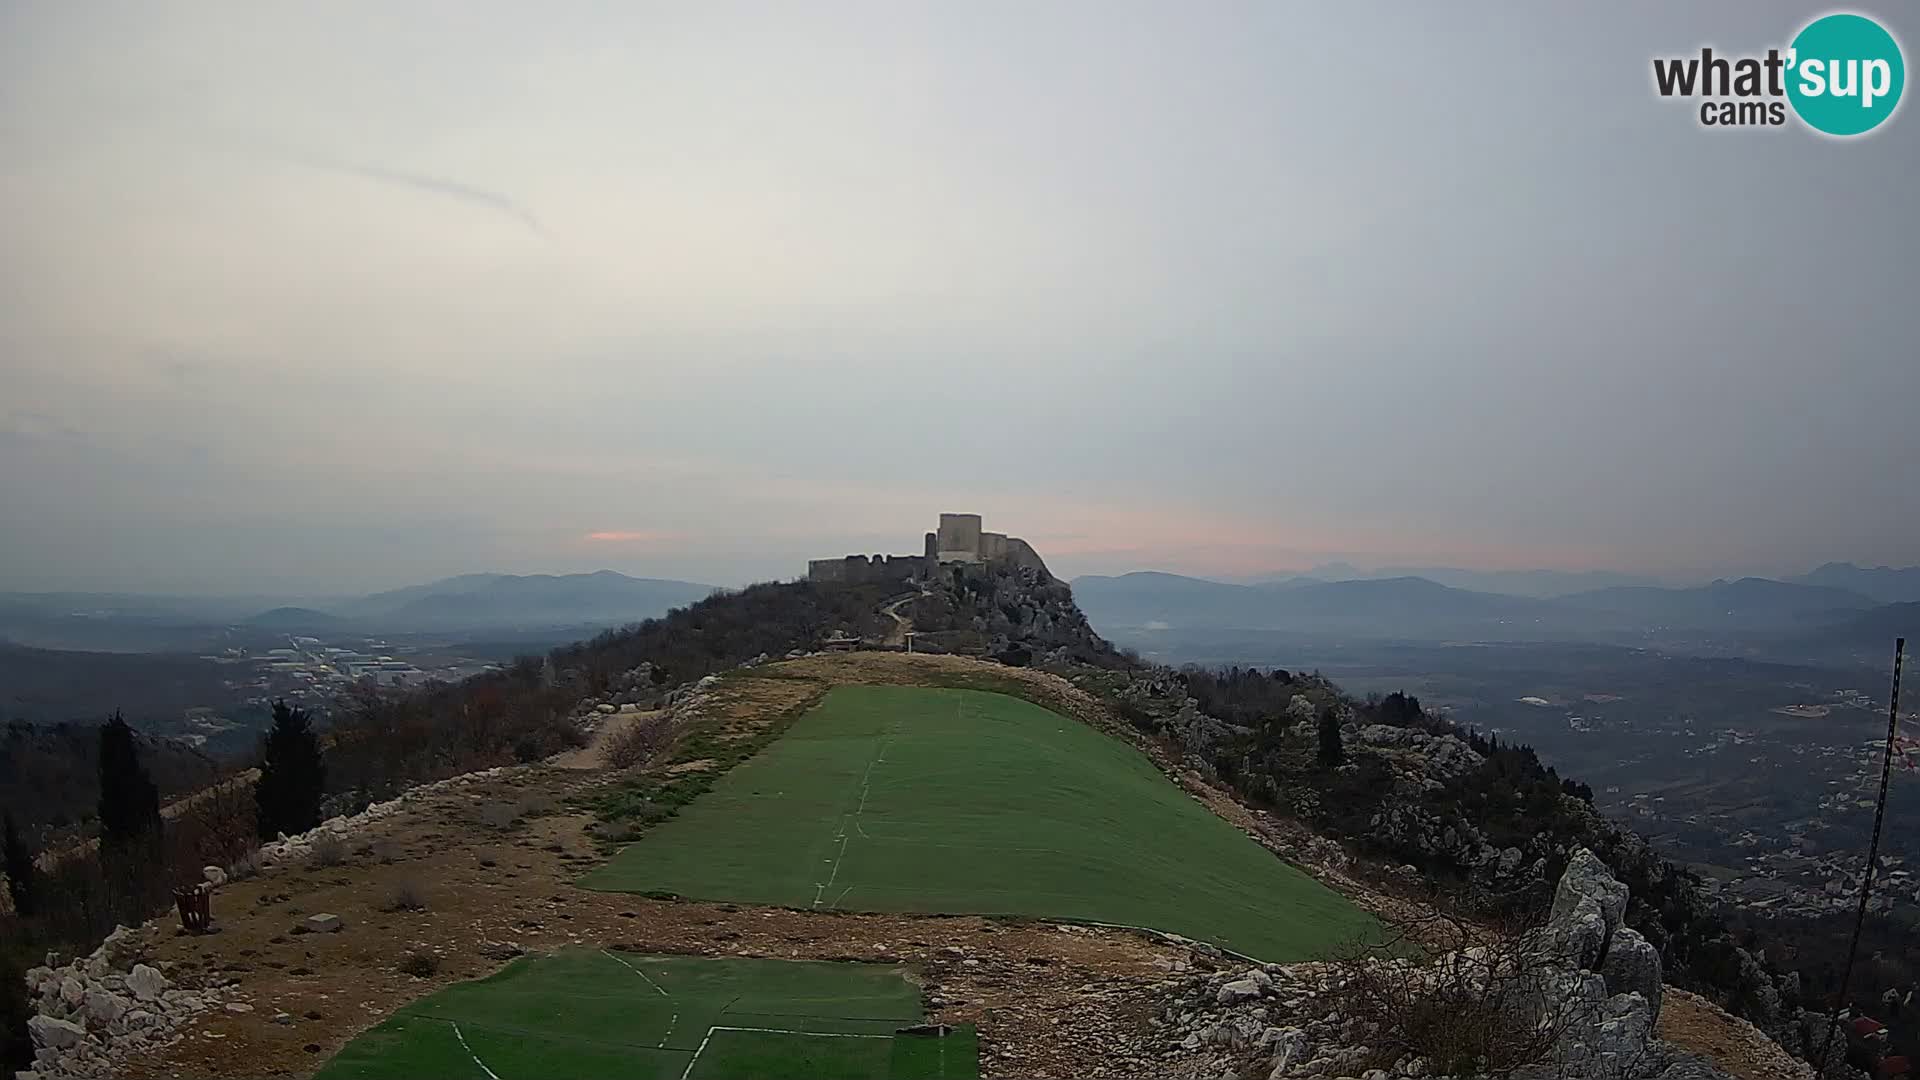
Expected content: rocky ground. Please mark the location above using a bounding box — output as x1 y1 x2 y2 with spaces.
17 652 1826 1080
1143 850 1812 1080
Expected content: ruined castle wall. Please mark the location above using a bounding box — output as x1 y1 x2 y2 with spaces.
979 532 1009 560
808 558 854 583
808 554 925 585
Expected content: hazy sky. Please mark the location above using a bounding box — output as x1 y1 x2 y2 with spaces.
3 2 1916 594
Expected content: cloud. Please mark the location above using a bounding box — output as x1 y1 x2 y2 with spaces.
244 143 543 233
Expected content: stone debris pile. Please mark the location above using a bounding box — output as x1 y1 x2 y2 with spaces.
19 926 234 1080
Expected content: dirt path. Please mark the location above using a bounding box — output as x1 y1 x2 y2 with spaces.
879 591 920 647
546 707 665 770
1659 988 1816 1080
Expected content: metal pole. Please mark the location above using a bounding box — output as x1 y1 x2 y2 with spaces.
1817 637 1905 1074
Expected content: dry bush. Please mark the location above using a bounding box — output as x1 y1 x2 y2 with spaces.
398 950 439 978
171 777 258 877
383 881 427 912
604 716 675 770
307 833 348 869
1324 908 1586 1080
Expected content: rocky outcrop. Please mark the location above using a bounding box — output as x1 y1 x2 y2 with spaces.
20 925 234 1079
1151 850 1738 1080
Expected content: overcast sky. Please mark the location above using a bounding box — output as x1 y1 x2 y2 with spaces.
2 2 1915 594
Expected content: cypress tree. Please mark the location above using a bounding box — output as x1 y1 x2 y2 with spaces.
2 811 34 917
256 701 326 839
1317 705 1345 768
97 711 161 847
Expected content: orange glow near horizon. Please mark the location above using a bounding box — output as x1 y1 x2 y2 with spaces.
584 530 680 544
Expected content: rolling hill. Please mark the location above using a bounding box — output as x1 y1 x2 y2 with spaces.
1554 577 1877 629
270 571 720 632
1069 571 1560 637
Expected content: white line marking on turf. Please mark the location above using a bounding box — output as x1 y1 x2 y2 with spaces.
601 950 671 997
680 1025 895 1080
813 721 895 909
446 1020 502 1080
601 951 681 1047
815 831 853 907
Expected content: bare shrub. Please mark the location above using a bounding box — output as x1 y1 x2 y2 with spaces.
307 833 348 869
177 777 258 869
398 950 439 978
1324 908 1587 1080
226 848 261 882
604 716 675 770
383 881 427 912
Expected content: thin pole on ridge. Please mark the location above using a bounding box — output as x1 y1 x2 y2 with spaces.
1816 637 1904 1075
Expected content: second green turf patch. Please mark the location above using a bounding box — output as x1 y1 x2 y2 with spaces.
314 950 975 1080
583 685 1375 960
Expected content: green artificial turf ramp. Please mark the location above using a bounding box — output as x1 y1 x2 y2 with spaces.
314 950 975 1080
583 685 1375 960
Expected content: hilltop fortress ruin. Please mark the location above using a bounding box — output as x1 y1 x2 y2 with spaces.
808 513 1052 585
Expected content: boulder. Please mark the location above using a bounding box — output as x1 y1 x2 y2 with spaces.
27 1016 87 1051
84 989 127 1025
1216 977 1264 1005
305 913 344 933
96 925 142 972
1600 926 1664 1021
1551 849 1628 949
58 978 85 1008
126 964 167 1002
1556 895 1612 970
203 865 228 889
1264 1027 1309 1077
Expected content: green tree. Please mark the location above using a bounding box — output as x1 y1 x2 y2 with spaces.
97 711 161 847
2 811 34 917
256 701 327 839
1317 705 1345 768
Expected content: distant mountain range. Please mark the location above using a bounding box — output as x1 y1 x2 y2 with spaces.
1070 570 1912 655
1256 565 1665 598
256 571 720 632
1551 577 1877 627
1070 572 1558 638
0 572 720 646
1788 562 1920 604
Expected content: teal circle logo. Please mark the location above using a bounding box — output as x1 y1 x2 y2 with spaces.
1787 13 1905 136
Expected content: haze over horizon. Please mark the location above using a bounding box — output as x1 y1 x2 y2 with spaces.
4 2 1916 595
